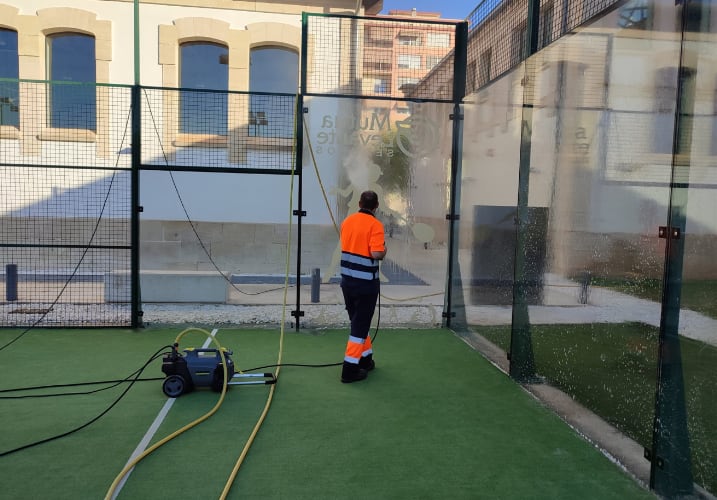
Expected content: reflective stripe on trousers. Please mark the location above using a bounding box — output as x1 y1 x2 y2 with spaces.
344 334 373 364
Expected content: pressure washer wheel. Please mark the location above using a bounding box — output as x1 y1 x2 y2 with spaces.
162 374 186 398
211 367 228 392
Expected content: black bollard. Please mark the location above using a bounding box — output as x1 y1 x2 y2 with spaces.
311 268 320 303
578 270 591 305
6 264 18 301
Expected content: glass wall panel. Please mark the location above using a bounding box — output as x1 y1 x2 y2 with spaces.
456 1 706 491
526 4 678 461
457 0 717 495
302 96 452 325
138 170 296 308
673 1 717 494
456 64 523 332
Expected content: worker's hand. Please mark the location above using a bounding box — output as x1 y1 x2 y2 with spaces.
371 249 387 260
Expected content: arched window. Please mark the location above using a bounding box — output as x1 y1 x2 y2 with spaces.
249 47 298 138
0 28 19 127
180 42 228 135
47 33 96 130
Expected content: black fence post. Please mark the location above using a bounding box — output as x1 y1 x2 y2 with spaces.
508 0 541 383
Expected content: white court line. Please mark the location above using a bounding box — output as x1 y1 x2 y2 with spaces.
111 328 218 499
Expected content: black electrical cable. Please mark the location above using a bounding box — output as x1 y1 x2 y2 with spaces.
0 376 165 399
2 278 382 454
242 290 382 372
0 345 172 458
0 347 171 398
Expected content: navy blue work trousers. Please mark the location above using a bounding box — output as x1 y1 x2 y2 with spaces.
341 276 379 340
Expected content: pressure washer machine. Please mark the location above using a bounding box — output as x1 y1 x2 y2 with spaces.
161 343 275 398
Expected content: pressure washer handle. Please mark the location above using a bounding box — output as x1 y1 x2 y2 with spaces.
228 372 277 386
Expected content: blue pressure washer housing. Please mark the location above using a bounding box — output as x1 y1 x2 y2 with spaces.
161 343 235 397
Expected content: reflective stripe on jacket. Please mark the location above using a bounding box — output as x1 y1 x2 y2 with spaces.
340 252 378 281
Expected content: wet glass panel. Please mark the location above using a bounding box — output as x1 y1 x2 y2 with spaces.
459 0 687 486
524 0 680 469
302 96 451 326
138 169 297 305
460 65 523 316
676 0 717 494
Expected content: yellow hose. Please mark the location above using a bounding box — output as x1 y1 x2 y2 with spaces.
104 327 228 500
217 94 300 499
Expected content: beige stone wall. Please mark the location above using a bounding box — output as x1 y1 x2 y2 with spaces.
139 219 337 275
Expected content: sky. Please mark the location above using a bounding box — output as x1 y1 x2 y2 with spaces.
379 0 476 20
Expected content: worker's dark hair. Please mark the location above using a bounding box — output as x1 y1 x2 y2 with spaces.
359 190 379 211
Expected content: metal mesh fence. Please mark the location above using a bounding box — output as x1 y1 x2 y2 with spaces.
464 0 623 95
0 166 132 327
140 87 297 172
1 81 132 327
0 81 132 169
305 14 458 101
0 2 652 328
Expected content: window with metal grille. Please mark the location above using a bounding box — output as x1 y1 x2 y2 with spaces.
398 54 422 69
426 55 442 70
0 28 19 128
365 59 392 72
540 2 555 49
618 0 651 29
397 77 419 94
47 33 96 130
467 60 477 92
654 67 677 155
365 25 394 48
179 42 228 135
510 20 528 67
478 48 492 88
398 33 422 46
249 46 298 138
373 78 390 93
426 32 450 48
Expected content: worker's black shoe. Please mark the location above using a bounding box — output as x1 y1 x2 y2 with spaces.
341 362 368 383
359 357 375 372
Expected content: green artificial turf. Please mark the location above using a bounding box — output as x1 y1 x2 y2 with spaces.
0 326 652 499
477 322 717 495
590 277 717 320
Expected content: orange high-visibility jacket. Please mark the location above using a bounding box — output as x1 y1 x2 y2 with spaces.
340 210 385 281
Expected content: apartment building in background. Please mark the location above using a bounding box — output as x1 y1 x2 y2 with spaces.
362 9 458 118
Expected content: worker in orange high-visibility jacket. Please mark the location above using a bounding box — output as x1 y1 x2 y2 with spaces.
339 190 387 383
